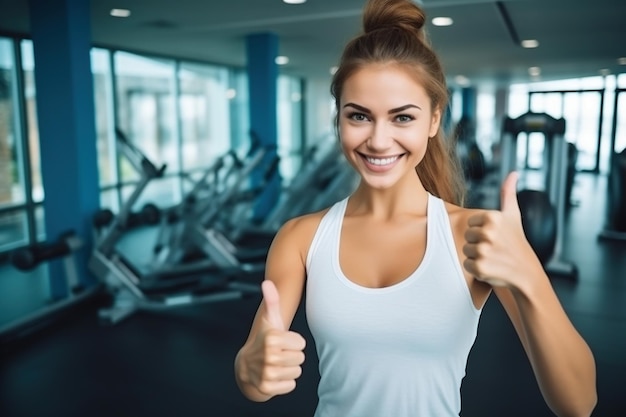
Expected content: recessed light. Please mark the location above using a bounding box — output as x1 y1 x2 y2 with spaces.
283 0 306 4
528 66 541 77
110 8 131 18
432 17 453 27
521 39 539 48
226 89 237 100
618 57 626 65
275 56 289 65
454 75 470 86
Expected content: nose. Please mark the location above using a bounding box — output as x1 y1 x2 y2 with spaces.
367 122 393 152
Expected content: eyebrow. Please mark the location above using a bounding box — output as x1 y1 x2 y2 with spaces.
343 102 422 114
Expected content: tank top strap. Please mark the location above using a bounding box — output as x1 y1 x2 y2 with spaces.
305 197 348 271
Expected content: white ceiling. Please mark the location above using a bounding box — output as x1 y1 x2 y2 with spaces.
1 0 626 87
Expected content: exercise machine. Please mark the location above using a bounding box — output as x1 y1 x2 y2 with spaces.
500 112 578 280
2 231 99 340
598 148 626 241
89 128 261 325
150 136 279 275
235 137 358 237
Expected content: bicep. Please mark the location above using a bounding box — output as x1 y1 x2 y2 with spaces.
245 218 308 343
263 219 307 329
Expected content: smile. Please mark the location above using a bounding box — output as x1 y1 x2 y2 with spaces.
364 155 401 166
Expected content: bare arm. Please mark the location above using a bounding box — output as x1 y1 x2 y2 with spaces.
234 214 316 401
493 278 596 416
463 172 597 417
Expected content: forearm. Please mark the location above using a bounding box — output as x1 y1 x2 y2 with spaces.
512 278 597 417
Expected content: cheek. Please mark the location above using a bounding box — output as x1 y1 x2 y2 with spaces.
339 123 361 147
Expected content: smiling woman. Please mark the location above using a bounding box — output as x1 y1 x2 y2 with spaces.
338 64 440 190
234 1 597 416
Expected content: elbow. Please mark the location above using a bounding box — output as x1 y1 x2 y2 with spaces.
551 391 597 417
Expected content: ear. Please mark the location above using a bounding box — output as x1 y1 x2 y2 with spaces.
429 107 442 138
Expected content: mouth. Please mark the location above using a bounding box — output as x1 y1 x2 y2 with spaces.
359 153 404 167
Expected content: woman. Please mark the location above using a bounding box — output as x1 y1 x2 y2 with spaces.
234 0 597 415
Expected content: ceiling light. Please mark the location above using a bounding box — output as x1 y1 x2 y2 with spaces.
432 17 453 27
454 75 470 86
226 89 237 100
528 66 541 77
275 56 289 65
521 39 539 48
110 8 131 18
283 0 307 4
618 57 626 65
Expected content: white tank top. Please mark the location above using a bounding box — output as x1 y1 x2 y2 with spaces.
305 193 482 417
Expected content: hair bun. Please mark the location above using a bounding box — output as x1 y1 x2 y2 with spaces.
362 0 426 38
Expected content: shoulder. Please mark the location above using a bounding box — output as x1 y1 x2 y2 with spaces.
268 206 331 261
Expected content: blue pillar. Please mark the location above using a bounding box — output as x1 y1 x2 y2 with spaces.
30 0 99 298
461 87 477 120
246 33 281 221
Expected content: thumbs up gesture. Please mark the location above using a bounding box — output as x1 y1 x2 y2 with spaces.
463 172 543 289
243 280 307 398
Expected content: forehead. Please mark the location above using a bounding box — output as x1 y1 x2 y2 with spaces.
341 64 430 108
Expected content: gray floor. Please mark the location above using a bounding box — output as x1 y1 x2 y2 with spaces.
0 171 625 416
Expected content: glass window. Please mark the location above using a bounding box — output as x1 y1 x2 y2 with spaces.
178 62 232 171
0 38 20 209
476 90 495 159
91 48 117 189
228 69 250 152
562 91 602 171
0 38 27 251
277 75 303 183
618 73 626 89
615 92 626 153
20 40 42 204
113 51 179 208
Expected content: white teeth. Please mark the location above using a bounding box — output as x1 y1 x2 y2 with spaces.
365 155 399 166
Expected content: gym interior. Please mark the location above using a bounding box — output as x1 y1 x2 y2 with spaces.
1 1 625 416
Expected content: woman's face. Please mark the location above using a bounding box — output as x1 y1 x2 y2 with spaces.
338 64 440 190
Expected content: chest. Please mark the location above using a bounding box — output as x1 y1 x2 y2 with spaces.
306 270 478 357
339 217 428 288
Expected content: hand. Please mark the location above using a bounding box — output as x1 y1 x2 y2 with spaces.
462 172 543 290
244 280 306 397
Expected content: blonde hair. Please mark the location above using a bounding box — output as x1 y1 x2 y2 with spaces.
331 0 465 205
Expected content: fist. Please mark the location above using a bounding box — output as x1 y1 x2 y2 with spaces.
247 280 306 397
462 172 540 289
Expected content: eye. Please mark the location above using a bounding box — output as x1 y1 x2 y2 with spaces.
347 112 370 122
395 114 414 123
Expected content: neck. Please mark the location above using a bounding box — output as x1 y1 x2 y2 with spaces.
348 173 428 220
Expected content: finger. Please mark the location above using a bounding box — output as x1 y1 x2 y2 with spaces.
258 379 297 397
463 258 480 278
267 350 306 367
284 331 307 351
462 243 479 259
265 329 306 349
261 365 303 386
464 227 482 244
500 171 521 218
467 213 485 228
262 280 285 330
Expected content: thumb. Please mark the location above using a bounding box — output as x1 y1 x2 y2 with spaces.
262 280 285 330
500 171 521 217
